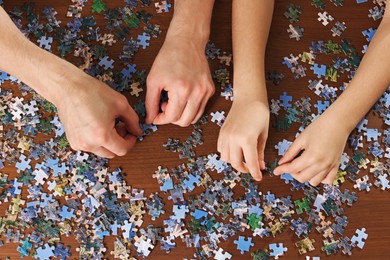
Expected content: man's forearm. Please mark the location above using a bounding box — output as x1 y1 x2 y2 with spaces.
0 7 74 105
166 0 214 47
232 0 274 103
323 14 390 132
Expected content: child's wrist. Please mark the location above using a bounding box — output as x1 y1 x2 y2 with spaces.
319 110 355 136
233 81 268 105
233 95 269 110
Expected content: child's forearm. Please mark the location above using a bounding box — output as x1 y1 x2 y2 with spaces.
232 0 274 104
0 7 77 106
322 12 390 133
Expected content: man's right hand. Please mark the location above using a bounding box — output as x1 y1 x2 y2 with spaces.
145 0 215 127
145 35 215 127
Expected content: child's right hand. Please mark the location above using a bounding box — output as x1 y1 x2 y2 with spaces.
273 112 349 186
217 100 269 181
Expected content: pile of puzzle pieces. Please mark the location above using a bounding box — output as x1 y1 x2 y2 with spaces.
0 0 388 259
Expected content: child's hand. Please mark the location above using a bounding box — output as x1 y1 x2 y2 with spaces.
273 115 349 186
217 100 269 181
55 71 142 158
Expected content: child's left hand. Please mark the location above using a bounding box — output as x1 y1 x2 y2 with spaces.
217 99 269 181
273 114 350 186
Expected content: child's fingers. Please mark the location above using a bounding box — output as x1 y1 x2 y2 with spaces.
243 143 262 181
230 146 248 173
273 155 310 175
308 169 329 186
290 164 320 183
257 137 267 170
278 138 304 164
321 166 339 185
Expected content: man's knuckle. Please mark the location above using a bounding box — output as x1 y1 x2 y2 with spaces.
117 95 129 109
146 75 157 86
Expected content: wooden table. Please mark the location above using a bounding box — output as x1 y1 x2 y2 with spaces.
1 0 389 259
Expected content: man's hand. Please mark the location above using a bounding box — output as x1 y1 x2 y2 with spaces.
145 0 215 127
145 36 214 127
0 7 142 158
55 71 142 158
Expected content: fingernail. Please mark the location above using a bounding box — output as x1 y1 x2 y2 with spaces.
273 170 279 175
261 161 266 169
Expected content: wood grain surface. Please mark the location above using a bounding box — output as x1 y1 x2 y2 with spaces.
1 0 389 259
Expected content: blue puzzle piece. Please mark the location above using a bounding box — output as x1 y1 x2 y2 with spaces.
351 227 368 249
311 63 326 78
192 209 208 220
99 56 114 70
35 244 55 259
280 173 294 184
234 236 254 254
275 139 292 156
279 92 293 108
161 177 174 192
248 203 263 218
16 155 31 173
10 179 23 195
137 32 151 49
17 238 33 258
38 36 53 51
121 63 137 78
0 71 9 84
314 100 330 114
172 205 189 221
362 27 376 42
59 205 75 221
53 243 71 260
183 174 200 191
364 128 381 141
269 243 288 259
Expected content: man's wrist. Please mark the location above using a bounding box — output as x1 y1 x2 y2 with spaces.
166 17 210 48
166 0 213 48
21 46 79 106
